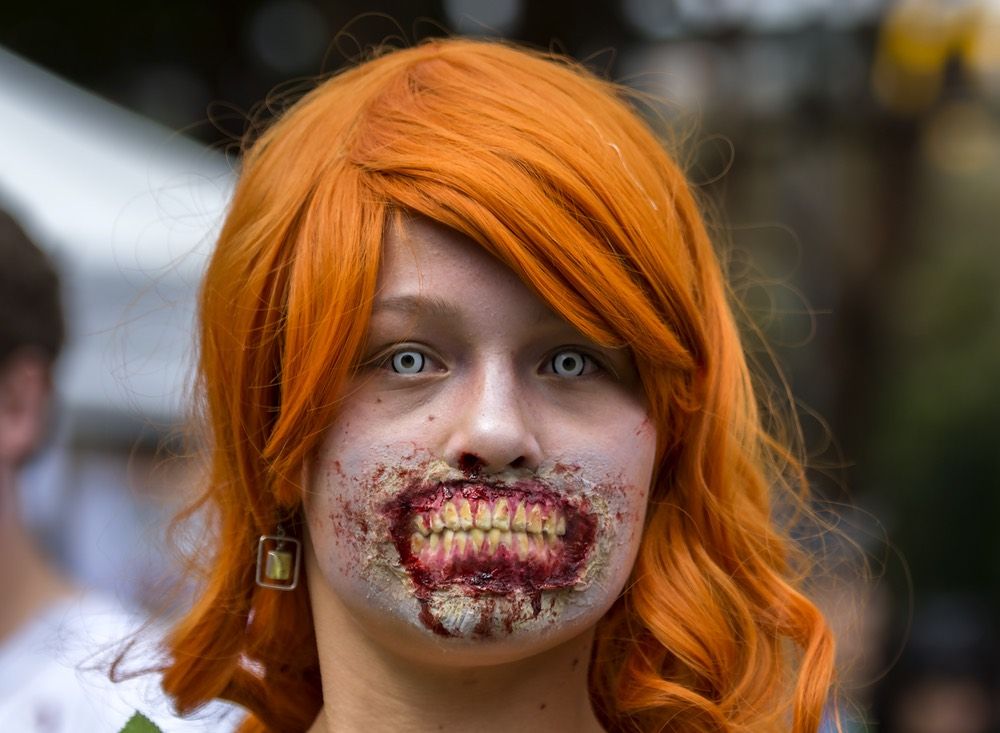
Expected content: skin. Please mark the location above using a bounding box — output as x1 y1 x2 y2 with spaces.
0 350 76 643
303 217 657 733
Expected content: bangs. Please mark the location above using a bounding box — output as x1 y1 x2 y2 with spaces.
345 48 699 376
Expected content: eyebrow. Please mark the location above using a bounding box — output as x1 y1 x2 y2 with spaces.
371 293 566 330
371 295 467 321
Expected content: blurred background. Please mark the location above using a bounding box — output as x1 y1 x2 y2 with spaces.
1 0 997 730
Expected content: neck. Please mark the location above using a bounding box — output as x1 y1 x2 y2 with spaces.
0 468 76 642
308 594 603 733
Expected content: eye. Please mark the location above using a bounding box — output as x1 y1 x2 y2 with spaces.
550 350 590 377
390 349 426 374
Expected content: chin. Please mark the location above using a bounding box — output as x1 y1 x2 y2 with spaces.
349 583 612 667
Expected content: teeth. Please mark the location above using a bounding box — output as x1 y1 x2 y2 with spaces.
430 511 445 533
411 533 426 554
474 501 491 530
470 528 485 553
534 535 549 555
527 504 543 534
443 502 460 530
512 502 527 532
492 498 510 530
487 528 502 554
413 515 430 536
411 498 569 561
516 533 530 560
459 499 474 530
415 523 562 563
543 513 556 535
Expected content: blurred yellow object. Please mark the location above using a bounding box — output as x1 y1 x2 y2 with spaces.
874 0 1000 113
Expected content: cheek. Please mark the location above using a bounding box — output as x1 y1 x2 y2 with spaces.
317 405 438 479
562 411 656 491
303 461 358 576
626 418 657 536
304 427 388 567
304 437 438 577
572 414 655 558
610 414 656 478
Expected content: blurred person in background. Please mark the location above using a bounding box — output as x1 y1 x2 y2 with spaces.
872 596 999 733
0 206 78 669
0 207 234 731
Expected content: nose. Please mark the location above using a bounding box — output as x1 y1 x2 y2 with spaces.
442 362 543 475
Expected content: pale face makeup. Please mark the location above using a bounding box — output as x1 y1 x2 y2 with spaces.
303 217 656 664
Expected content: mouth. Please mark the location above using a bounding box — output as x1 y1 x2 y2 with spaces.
383 479 597 598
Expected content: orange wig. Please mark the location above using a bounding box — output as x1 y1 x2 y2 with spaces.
162 38 836 733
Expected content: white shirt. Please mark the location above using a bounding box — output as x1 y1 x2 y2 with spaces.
0 593 240 732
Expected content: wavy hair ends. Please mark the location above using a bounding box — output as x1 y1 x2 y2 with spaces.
164 38 836 732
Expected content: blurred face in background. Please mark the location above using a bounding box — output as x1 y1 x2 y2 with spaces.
303 217 657 665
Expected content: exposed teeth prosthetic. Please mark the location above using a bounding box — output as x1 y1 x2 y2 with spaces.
384 480 597 611
410 497 567 564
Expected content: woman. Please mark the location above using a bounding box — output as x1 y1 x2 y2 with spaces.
161 38 836 732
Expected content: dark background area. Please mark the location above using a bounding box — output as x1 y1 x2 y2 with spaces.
4 1 999 730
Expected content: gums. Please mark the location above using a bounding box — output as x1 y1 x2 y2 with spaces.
382 478 597 636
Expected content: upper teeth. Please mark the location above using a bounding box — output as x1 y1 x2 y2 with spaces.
410 527 560 562
413 498 567 537
459 500 474 530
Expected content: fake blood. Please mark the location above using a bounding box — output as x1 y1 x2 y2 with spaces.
383 479 597 636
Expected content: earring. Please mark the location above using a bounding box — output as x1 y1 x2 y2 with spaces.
255 524 301 590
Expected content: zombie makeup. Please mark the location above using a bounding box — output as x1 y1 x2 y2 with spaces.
386 476 597 632
310 449 647 643
389 479 594 595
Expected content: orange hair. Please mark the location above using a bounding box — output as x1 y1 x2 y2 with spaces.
162 38 836 733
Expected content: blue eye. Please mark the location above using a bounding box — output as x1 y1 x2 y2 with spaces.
551 350 588 377
391 350 425 374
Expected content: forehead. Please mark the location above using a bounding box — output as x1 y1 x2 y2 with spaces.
375 217 557 326
380 217 515 289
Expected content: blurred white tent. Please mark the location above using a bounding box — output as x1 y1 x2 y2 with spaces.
0 45 233 440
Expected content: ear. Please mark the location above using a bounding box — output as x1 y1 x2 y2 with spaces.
0 350 53 468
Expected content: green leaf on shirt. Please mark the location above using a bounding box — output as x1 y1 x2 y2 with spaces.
119 711 164 733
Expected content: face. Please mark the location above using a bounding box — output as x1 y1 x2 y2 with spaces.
303 217 657 663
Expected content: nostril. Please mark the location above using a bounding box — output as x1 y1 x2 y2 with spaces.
510 456 525 469
458 453 484 477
